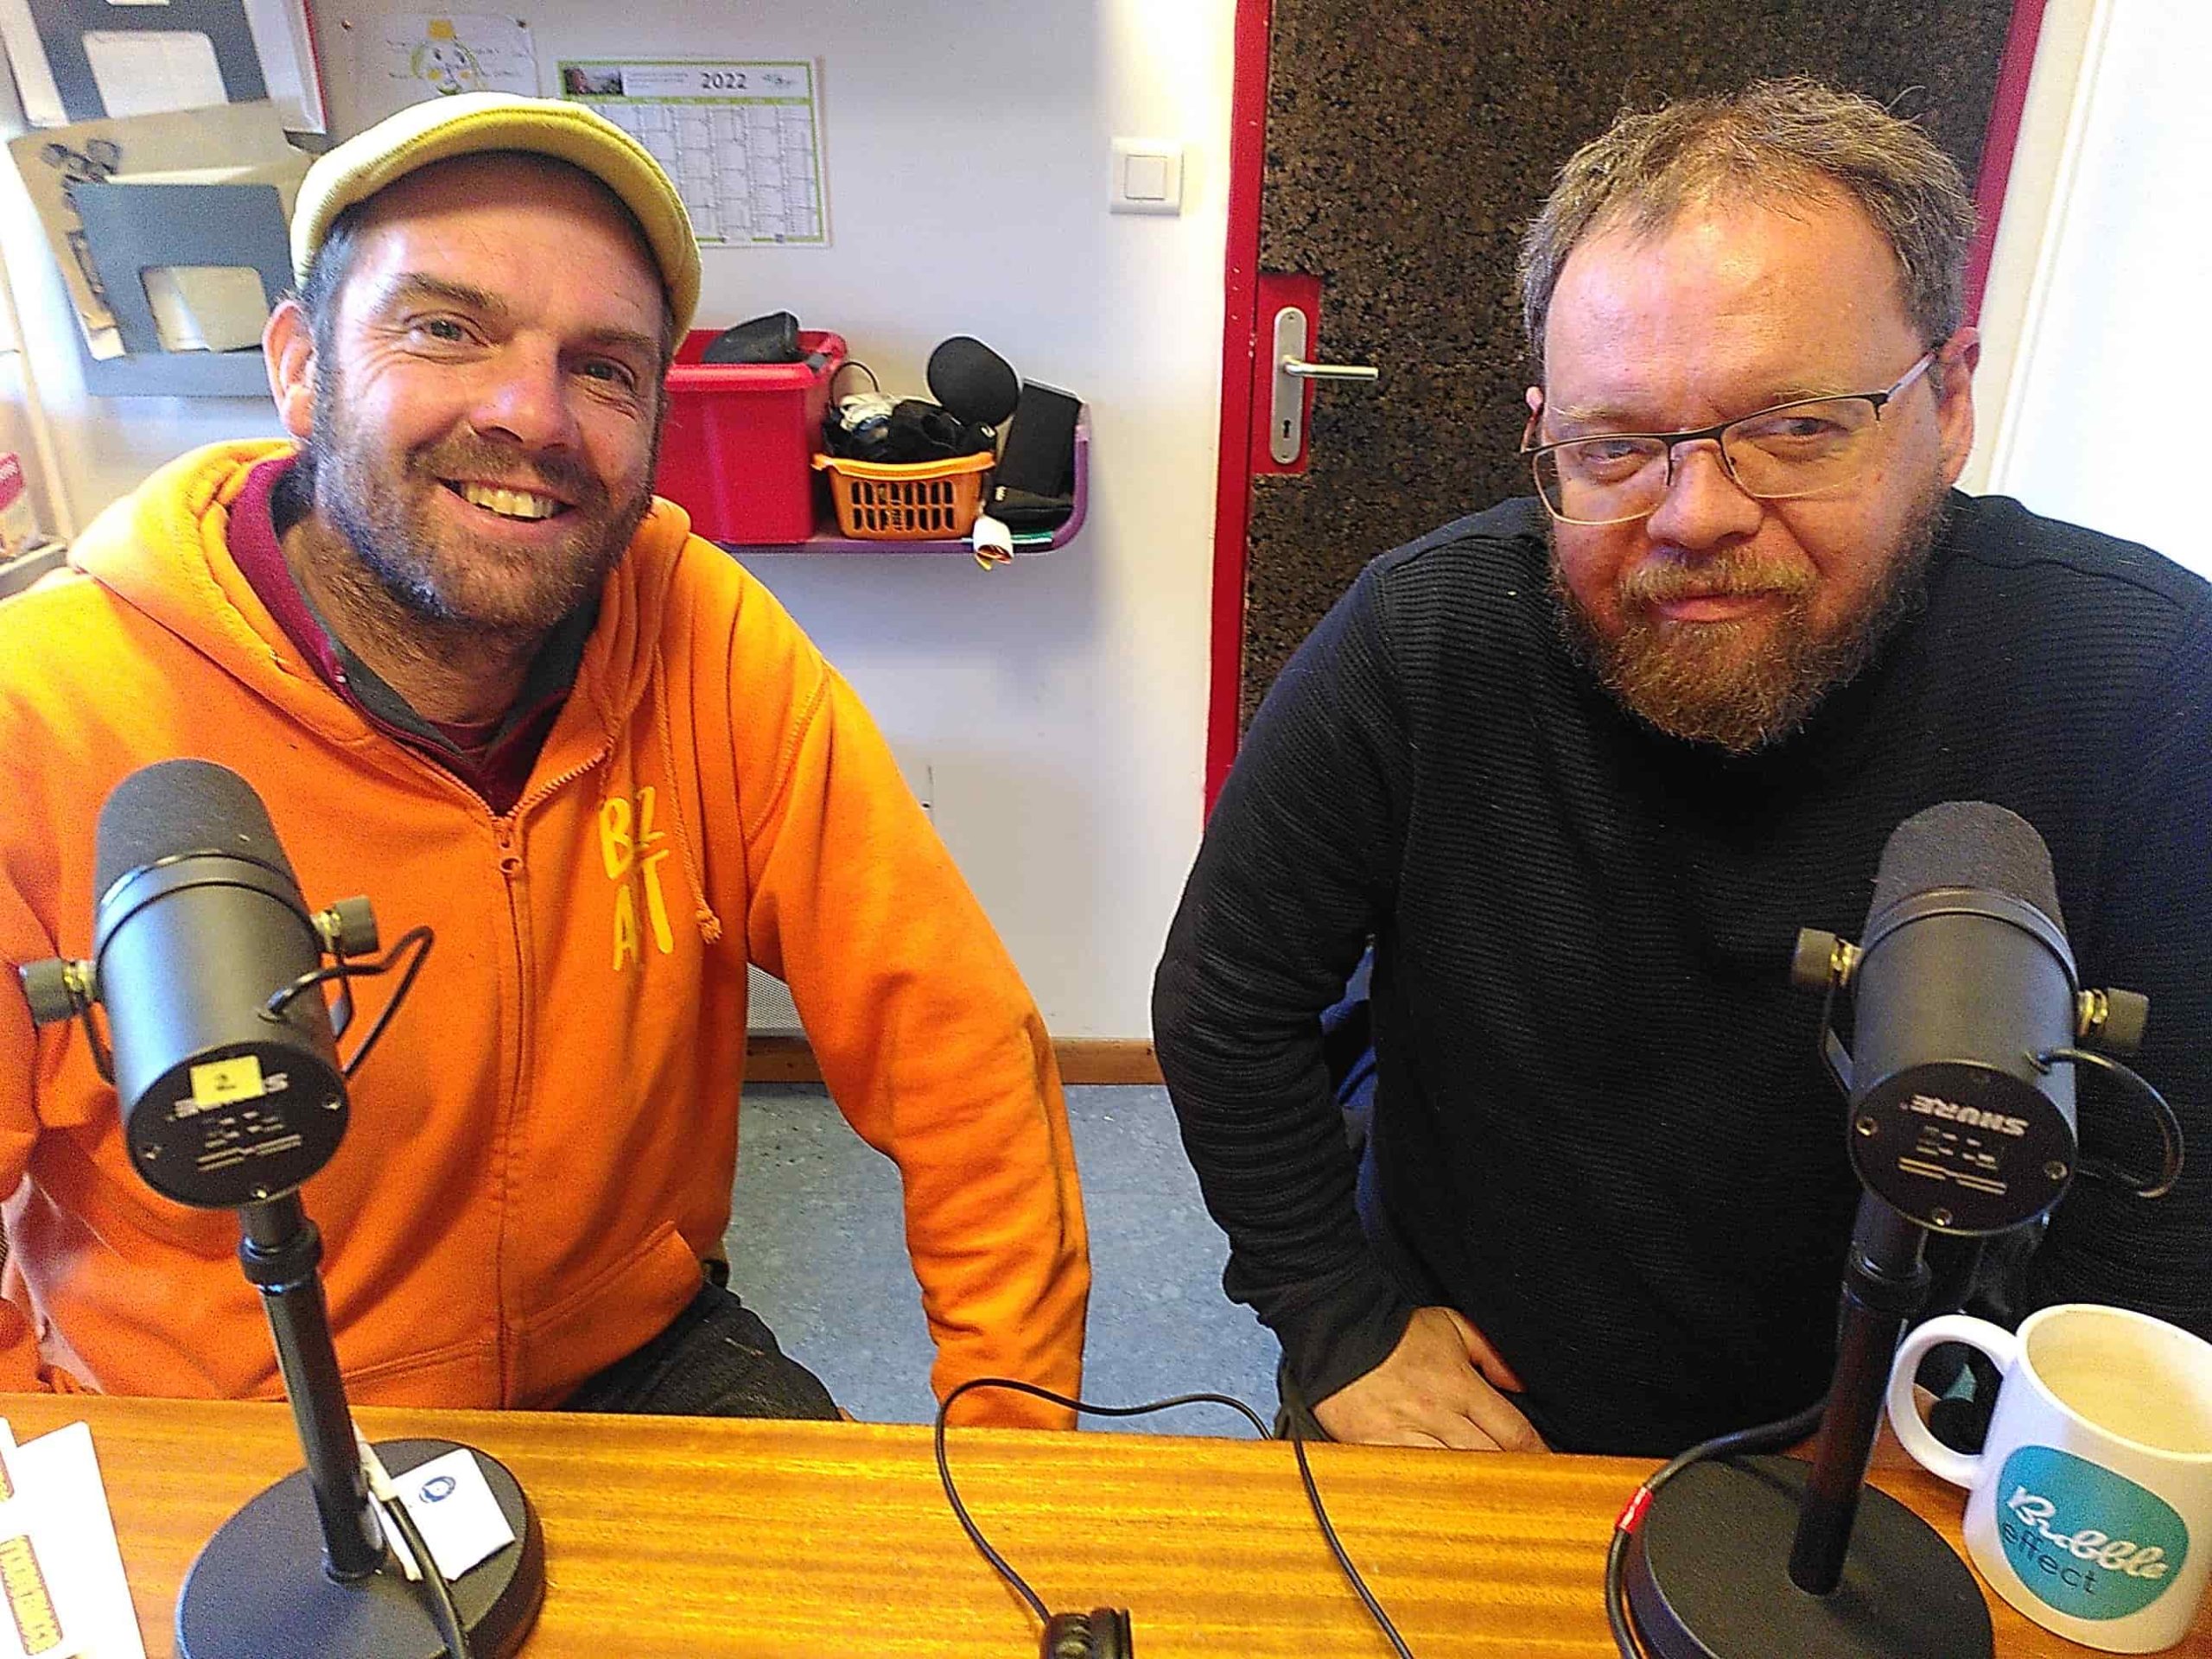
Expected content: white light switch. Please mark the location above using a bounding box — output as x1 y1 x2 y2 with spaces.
1110 138 1185 215
1125 155 1171 200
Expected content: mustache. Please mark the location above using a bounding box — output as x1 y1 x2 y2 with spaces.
408 435 606 510
1619 553 1817 607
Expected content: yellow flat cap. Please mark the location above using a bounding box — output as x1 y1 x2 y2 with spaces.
291 92 700 334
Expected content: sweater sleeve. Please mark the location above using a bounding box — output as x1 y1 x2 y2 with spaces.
738 655 1089 1430
2030 592 2212 1338
1152 564 1418 1408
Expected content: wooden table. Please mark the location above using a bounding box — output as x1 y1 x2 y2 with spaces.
8 1394 2204 1656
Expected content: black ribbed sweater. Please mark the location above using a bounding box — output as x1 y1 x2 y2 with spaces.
1154 493 2212 1456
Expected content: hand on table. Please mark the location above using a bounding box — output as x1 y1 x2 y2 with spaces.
1311 1306 1548 1452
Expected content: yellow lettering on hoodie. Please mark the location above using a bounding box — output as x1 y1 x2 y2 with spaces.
599 796 634 880
641 849 675 956
607 791 675 968
612 884 640 971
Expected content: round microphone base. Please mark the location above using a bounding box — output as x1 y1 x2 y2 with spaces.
1624 1456 1993 1658
175 1438 543 1659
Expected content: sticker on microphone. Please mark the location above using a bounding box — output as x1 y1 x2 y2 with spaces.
187 1056 266 1108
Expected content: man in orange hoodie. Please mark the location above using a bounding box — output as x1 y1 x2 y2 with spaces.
0 94 1089 1426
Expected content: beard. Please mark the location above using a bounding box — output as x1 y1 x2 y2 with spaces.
1552 482 1950 754
301 360 659 639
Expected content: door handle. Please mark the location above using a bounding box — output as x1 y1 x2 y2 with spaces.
1270 304 1376 463
1281 359 1380 382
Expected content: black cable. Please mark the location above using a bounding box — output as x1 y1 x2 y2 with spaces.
935 1378 1271 1626
2033 1046 2184 1199
337 926 434 1079
71 999 114 1084
263 926 435 1080
1281 1408 1416 1659
1602 1397 1830 1658
378 1489 473 1659
935 1377 1414 1655
936 1377 1055 1623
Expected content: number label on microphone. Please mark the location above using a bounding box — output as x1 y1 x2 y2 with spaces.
187 1056 267 1109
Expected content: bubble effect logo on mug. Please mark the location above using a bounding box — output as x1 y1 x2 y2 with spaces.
1997 1446 2190 1621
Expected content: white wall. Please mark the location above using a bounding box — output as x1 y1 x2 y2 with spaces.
0 0 1235 1039
1977 0 2212 575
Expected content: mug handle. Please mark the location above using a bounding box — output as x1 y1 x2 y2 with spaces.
1886 1313 2021 1489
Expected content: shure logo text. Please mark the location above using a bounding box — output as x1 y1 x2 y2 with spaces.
1903 1093 2030 1137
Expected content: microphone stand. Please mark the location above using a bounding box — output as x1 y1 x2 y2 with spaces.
236 1194 385 1580
1788 1197 1935 1593
174 1192 545 1659
1618 1188 1994 1658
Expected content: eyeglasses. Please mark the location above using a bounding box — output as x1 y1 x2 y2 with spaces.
1522 347 1942 526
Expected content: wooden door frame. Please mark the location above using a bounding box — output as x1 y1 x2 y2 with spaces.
1204 0 2053 812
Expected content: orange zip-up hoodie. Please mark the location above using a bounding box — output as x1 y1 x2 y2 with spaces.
0 441 1089 1426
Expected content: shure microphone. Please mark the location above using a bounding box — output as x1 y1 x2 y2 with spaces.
17 758 543 1658
1623 802 2162 1659
1822 800 2094 1234
88 759 352 1208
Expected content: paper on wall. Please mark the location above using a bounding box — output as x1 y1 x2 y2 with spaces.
0 0 321 132
80 29 228 122
556 60 830 247
359 15 537 124
4 100 307 358
239 0 325 133
0 0 65 127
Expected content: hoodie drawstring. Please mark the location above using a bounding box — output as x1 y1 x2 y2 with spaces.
651 639 724 945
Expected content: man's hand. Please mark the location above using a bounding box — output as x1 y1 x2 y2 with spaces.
1310 1306 1548 1452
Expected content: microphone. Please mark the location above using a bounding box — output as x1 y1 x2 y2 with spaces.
1619 801 2162 1659
1809 800 2115 1235
16 760 544 1658
89 759 355 1209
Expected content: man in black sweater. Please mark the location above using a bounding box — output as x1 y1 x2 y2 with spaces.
1153 79 2212 1458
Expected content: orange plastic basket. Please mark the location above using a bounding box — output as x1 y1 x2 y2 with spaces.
811 450 994 541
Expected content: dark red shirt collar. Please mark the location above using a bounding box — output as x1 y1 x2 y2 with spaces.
225 454 591 814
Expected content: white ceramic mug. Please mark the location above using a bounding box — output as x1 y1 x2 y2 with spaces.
1886 1303 2212 1652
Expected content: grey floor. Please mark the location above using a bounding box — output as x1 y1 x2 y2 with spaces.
723 1084 1279 1434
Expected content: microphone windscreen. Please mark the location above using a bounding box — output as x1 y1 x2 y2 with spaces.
1868 800 2063 933
926 335 1020 428
94 759 298 903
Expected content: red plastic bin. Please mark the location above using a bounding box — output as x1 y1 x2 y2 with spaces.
655 328 847 543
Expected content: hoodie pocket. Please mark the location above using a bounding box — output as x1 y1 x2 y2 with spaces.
509 1219 706 1407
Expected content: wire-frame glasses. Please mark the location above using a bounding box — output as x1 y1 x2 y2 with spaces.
1522 348 1942 526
